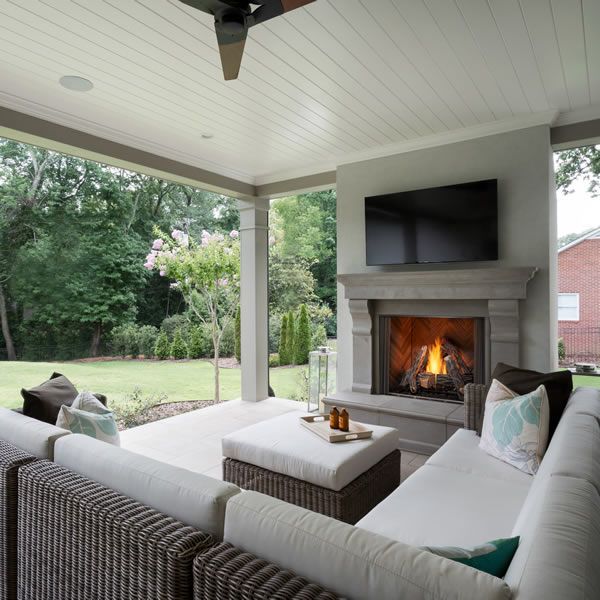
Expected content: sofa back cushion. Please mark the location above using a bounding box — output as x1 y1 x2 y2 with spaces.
54 434 240 540
0 407 70 459
563 386 600 420
224 491 512 600
506 476 600 600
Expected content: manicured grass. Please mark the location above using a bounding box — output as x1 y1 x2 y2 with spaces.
573 374 600 388
0 360 305 409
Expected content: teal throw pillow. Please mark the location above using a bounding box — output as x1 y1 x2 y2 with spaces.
421 537 520 578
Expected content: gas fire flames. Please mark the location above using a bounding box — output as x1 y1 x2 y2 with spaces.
425 337 447 375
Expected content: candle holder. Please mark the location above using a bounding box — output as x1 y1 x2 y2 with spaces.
308 346 337 413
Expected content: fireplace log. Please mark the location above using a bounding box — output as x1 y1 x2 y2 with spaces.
445 355 466 399
442 339 471 376
418 372 436 389
402 345 428 394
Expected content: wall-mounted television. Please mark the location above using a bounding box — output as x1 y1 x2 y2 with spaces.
365 179 498 266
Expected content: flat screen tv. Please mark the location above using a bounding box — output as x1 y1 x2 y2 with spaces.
365 179 498 266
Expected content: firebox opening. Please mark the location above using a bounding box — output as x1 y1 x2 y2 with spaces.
383 316 482 403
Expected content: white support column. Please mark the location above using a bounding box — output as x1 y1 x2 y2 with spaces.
238 198 270 402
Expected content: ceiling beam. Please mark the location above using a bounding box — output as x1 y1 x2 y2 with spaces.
0 105 256 199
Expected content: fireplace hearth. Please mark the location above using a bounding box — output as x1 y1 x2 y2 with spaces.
380 316 484 402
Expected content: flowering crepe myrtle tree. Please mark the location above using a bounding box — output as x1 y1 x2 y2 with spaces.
145 228 240 403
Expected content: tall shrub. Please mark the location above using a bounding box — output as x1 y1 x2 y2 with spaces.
295 304 311 365
234 305 241 363
170 329 188 359
188 326 206 359
154 330 170 360
137 325 158 357
279 314 289 365
286 310 296 366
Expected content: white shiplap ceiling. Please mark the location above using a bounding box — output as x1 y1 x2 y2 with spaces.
0 0 599 186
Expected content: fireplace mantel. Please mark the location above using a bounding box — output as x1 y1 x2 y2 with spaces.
338 267 538 394
338 267 538 301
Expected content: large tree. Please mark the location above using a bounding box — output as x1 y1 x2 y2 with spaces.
555 145 600 196
271 190 337 315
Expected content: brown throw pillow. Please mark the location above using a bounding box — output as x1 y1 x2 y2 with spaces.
477 363 573 440
21 372 79 425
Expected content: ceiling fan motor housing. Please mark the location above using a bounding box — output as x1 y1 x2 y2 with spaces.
217 7 248 36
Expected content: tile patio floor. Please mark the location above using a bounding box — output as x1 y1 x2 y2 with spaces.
120 397 425 483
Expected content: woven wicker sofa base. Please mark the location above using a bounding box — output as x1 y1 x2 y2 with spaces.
194 542 340 600
17 460 215 600
223 449 400 524
0 441 36 600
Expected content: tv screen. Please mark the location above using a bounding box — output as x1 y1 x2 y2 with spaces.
365 179 498 266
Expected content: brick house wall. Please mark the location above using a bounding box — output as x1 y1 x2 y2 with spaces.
558 235 600 364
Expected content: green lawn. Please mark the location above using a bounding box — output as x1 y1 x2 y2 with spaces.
573 375 600 388
0 360 305 409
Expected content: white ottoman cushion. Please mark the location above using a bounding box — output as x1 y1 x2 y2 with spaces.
222 411 399 491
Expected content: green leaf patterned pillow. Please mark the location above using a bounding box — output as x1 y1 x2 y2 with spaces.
57 405 120 446
479 380 549 474
422 537 520 578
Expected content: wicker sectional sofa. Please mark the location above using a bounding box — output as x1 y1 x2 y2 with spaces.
1 387 599 599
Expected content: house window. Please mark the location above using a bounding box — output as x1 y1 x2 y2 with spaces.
558 293 580 321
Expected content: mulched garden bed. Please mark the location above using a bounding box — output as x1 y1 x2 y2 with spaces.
118 400 214 430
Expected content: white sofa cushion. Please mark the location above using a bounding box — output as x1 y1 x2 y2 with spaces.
222 411 399 491
537 412 600 493
54 434 240 539
427 429 533 486
506 476 600 600
563 386 600 420
224 491 512 600
357 464 531 548
0 407 70 459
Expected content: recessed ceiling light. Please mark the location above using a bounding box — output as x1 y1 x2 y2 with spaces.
59 75 94 92
201 134 214 140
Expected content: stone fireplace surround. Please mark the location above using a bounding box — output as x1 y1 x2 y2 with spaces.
324 267 538 454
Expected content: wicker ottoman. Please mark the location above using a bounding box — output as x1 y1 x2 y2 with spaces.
222 412 400 524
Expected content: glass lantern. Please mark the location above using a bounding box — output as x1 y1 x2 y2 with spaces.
308 346 337 413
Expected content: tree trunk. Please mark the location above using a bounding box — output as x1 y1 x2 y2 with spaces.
91 324 102 357
0 285 16 360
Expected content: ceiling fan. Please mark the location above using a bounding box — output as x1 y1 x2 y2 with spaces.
178 0 316 80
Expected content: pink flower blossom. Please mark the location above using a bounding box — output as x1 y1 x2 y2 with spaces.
171 229 184 241
143 262 154 270
159 270 166 277
218 278 229 287
152 239 164 250
229 230 239 239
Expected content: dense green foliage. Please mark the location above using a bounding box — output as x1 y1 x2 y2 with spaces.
0 138 239 360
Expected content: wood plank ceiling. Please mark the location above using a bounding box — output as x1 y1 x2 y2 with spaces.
0 0 598 186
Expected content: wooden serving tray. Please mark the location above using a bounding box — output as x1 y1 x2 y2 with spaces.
300 414 373 443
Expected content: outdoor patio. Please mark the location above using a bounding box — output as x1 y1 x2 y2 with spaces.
120 397 426 483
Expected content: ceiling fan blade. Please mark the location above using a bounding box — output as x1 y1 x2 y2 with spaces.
249 0 314 26
216 26 247 80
